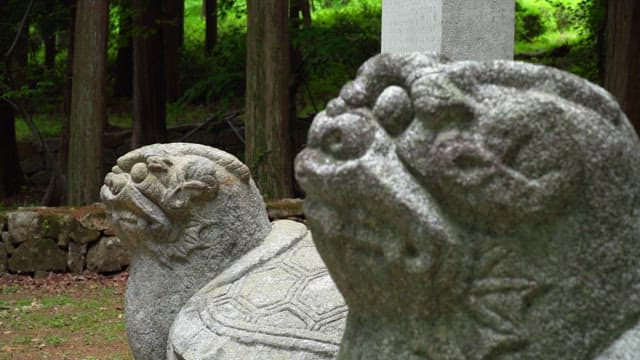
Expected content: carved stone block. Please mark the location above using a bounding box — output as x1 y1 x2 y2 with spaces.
381 0 514 60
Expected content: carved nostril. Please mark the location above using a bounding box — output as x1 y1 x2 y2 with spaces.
131 162 149 183
107 174 127 195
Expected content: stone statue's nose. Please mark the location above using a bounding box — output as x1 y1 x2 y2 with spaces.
105 173 127 195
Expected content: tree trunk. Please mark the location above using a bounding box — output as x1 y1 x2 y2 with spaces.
39 0 58 70
67 0 108 206
289 0 303 123
163 0 183 102
177 0 184 48
0 99 24 199
205 0 217 54
10 17 29 90
113 6 133 99
60 2 76 201
132 0 167 147
300 0 311 27
604 0 640 132
63 3 76 117
245 0 293 199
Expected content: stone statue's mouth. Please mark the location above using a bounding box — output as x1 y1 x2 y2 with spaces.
100 172 171 232
114 209 140 225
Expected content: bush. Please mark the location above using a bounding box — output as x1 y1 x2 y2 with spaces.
180 24 247 107
516 1 546 41
179 0 382 113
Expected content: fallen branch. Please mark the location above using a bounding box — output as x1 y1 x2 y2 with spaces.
178 110 244 144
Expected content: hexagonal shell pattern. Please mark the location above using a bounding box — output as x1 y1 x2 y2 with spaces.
168 220 347 360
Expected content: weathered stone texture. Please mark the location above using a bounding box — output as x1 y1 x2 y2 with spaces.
8 238 67 273
67 241 87 273
86 236 129 273
3 232 15 255
101 143 271 360
7 211 41 244
168 220 346 360
381 0 514 60
0 242 7 272
0 213 7 231
70 224 101 244
265 198 304 220
0 205 128 274
295 53 640 359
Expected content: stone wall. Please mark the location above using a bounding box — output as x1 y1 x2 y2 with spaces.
0 204 129 275
18 117 312 186
0 199 304 275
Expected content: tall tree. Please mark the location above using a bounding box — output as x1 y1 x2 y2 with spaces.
0 0 33 199
3 0 32 90
132 0 167 147
603 0 640 130
204 0 217 53
288 0 309 127
245 0 293 198
163 0 183 101
33 1 70 70
67 0 108 205
0 99 24 199
113 0 133 99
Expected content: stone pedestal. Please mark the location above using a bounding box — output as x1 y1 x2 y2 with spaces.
381 0 514 60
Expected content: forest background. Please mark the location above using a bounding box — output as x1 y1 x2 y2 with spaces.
0 0 633 208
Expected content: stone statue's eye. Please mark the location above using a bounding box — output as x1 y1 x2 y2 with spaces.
130 162 148 183
374 85 413 136
321 128 344 155
320 113 375 160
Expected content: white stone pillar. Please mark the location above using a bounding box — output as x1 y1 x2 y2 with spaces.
381 0 514 61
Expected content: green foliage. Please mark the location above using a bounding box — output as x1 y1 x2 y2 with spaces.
295 1 381 109
568 0 606 81
515 0 547 41
515 0 583 44
514 0 603 82
181 24 247 106
180 0 381 112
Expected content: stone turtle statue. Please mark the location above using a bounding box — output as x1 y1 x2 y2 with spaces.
295 53 640 359
167 220 346 359
101 143 346 360
100 143 271 360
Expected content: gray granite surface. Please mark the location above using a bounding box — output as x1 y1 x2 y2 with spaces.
295 52 640 359
168 220 346 360
101 143 271 360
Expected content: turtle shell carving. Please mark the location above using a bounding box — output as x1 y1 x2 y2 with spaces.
168 220 347 359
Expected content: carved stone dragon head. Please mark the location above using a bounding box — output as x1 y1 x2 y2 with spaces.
101 143 271 360
296 53 640 359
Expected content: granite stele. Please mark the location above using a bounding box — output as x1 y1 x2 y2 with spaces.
295 52 640 359
100 143 346 360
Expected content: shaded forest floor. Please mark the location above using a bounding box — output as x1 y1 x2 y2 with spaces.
0 272 132 360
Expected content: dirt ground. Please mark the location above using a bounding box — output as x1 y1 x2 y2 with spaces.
0 272 132 360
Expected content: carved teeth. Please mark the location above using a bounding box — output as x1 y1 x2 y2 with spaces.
116 210 139 224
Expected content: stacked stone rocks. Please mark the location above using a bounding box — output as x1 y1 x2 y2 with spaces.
0 205 129 275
